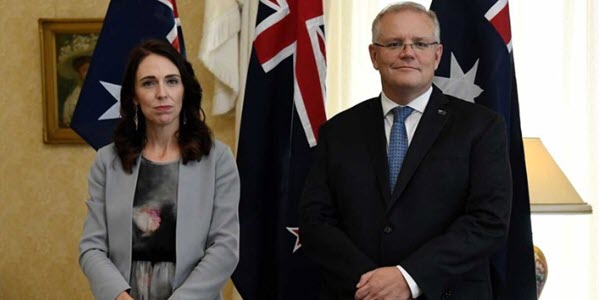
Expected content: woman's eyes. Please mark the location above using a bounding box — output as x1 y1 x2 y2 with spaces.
140 78 180 87
166 78 180 85
141 80 155 87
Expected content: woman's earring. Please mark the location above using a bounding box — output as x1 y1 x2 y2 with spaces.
134 105 139 131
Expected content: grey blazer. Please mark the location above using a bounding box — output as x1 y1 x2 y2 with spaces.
79 140 240 300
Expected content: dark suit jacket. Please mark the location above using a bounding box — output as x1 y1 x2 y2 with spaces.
299 87 512 300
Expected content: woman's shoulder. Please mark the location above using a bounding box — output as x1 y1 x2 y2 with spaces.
88 143 124 176
92 143 123 170
97 142 118 158
208 139 235 163
211 139 229 152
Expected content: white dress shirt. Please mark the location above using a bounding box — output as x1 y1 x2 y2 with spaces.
380 87 432 299
381 87 431 148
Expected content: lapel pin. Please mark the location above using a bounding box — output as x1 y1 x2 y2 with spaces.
437 109 447 116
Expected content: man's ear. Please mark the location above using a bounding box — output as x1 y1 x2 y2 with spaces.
369 44 379 70
434 43 443 70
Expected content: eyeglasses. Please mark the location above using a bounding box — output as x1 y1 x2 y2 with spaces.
373 41 439 52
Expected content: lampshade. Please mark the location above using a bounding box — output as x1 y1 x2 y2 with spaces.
523 138 592 213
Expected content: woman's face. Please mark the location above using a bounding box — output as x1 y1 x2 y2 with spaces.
134 53 184 130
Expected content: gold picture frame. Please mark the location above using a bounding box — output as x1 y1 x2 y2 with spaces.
39 18 102 144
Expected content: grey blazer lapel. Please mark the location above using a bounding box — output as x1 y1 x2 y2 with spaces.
106 155 140 282
174 158 211 288
389 88 449 210
174 159 196 287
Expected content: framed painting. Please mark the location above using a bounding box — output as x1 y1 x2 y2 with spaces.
39 18 102 144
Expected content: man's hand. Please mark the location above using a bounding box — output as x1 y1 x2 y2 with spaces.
354 267 412 300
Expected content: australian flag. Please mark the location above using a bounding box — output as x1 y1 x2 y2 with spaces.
232 0 327 299
71 0 186 150
430 0 536 299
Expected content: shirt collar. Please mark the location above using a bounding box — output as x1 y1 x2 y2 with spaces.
381 86 432 117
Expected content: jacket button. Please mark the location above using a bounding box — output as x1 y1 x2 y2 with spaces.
383 226 392 234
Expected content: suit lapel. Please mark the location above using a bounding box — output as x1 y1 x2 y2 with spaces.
174 159 202 287
364 96 392 204
107 154 141 282
389 88 450 210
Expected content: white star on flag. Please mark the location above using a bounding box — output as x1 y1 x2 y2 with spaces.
433 52 483 103
286 227 302 253
98 81 122 120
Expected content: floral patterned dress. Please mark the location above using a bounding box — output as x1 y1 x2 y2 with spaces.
130 157 179 300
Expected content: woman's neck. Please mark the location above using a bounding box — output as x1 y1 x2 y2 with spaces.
143 125 181 162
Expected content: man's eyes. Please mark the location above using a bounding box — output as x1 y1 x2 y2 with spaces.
387 42 403 48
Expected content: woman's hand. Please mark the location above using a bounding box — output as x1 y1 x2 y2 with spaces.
115 291 134 300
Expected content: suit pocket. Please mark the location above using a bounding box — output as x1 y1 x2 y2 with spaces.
447 279 492 299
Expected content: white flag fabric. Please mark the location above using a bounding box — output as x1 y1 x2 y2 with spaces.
234 0 258 152
199 0 242 115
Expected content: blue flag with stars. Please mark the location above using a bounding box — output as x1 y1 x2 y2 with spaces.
71 0 186 150
430 0 536 299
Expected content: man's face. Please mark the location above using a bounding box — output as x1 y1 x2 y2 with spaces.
369 10 443 102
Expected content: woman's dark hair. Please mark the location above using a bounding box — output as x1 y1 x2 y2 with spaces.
113 39 212 173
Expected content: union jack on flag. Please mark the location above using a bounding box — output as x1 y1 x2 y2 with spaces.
71 0 186 150
233 0 326 299
253 0 327 147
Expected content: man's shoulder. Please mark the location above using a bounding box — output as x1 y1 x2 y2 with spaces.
324 96 380 128
442 94 503 125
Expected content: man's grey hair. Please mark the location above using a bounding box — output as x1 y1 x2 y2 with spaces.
371 2 441 43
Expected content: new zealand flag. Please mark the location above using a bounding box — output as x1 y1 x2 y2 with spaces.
430 1 536 299
71 0 185 150
232 0 326 299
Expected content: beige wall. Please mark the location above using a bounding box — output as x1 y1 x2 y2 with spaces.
0 1 236 298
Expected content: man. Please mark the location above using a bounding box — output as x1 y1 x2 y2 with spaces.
299 2 511 300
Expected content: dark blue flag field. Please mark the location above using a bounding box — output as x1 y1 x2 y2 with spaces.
430 1 536 298
71 0 185 150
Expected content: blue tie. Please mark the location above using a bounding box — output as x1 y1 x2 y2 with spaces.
388 106 414 191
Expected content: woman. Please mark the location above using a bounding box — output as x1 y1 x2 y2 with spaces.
57 34 97 127
79 39 240 300
61 55 91 127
